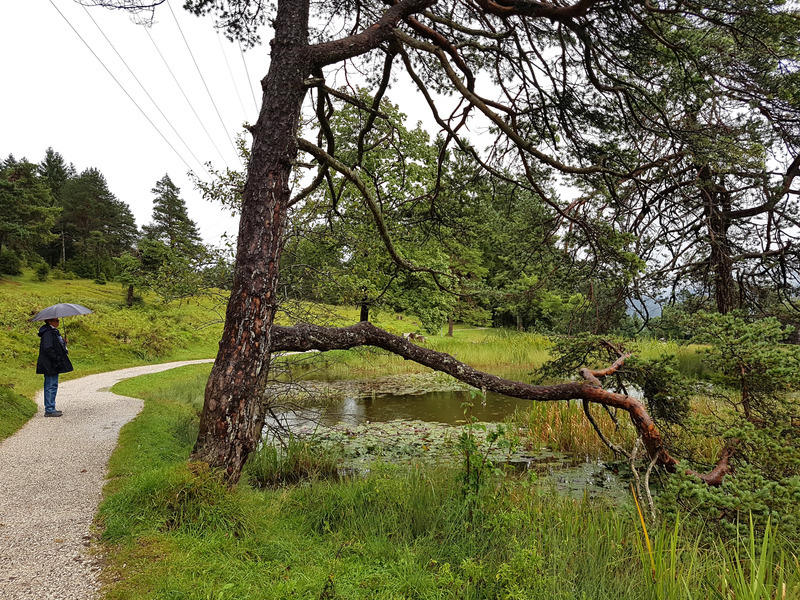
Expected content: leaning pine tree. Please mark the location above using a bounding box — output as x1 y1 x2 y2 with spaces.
86 0 800 484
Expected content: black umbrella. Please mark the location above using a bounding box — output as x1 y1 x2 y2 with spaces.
30 303 93 338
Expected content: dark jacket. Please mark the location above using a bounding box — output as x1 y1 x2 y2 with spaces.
36 324 74 375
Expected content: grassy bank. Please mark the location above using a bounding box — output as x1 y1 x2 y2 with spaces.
100 365 799 599
285 326 709 383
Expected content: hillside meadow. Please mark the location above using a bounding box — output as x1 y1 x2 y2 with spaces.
0 271 420 440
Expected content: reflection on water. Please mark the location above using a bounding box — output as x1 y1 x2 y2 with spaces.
273 389 537 429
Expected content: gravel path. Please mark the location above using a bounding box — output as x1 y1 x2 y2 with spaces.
0 359 214 600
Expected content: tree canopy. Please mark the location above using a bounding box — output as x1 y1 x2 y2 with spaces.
84 0 800 483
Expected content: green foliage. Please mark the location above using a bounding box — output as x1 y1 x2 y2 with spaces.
659 314 800 542
0 248 22 275
458 394 516 520
624 356 692 425
691 313 800 420
0 160 59 256
142 174 203 257
59 167 138 278
34 261 50 281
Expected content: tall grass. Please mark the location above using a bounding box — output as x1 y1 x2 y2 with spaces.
513 399 636 458
98 365 800 600
285 327 553 382
715 517 800 600
636 339 710 379
244 437 341 488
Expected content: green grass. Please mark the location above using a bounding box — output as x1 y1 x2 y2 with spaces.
285 326 554 382
0 270 223 441
98 365 800 600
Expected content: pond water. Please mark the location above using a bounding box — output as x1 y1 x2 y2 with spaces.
315 389 533 426
269 376 630 501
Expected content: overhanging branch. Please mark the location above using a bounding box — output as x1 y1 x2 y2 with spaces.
271 321 734 484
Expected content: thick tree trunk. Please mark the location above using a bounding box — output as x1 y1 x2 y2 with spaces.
190 2 311 482
447 315 454 337
126 284 134 307
360 301 369 322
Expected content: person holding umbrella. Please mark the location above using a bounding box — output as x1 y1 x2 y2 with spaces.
32 303 92 417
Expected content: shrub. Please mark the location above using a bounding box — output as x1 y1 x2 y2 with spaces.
35 262 50 281
659 314 800 542
0 249 22 275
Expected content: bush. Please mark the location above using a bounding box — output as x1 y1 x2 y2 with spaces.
0 249 22 275
50 267 76 280
35 262 50 281
659 314 800 542
93 272 107 285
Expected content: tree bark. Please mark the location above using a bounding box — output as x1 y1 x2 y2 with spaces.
190 1 311 481
360 301 369 322
126 284 134 307
190 0 442 484
447 315 454 337
698 164 737 314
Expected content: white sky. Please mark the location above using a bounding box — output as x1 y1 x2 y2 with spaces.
1 0 264 244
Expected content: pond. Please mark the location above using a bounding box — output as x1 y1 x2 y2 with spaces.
268 374 630 501
312 389 532 426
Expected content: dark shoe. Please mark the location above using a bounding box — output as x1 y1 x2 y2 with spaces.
44 410 63 417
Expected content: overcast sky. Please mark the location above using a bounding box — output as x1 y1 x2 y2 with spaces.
1 0 267 244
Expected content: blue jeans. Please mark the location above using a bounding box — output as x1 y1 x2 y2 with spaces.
43 374 59 413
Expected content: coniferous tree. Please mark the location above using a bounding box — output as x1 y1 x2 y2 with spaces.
142 174 203 258
0 161 59 272
38 148 75 265
60 167 138 277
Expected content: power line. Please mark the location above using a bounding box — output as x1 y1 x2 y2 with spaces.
166 0 238 159
81 5 210 178
239 40 260 115
143 26 230 168
216 32 248 125
48 0 195 175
